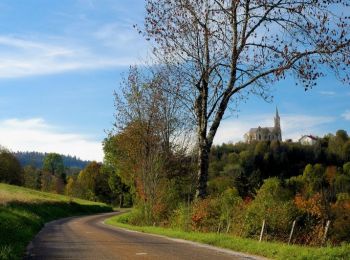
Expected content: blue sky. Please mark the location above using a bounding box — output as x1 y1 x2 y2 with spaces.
0 0 349 161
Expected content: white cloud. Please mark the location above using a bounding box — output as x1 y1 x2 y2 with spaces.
0 118 103 161
92 22 150 59
94 23 136 47
342 110 350 121
214 113 335 144
0 34 147 78
281 114 335 140
319 91 336 96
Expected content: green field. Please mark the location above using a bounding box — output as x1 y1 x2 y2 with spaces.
0 183 112 260
106 212 350 260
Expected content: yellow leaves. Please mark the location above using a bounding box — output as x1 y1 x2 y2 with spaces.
294 193 324 219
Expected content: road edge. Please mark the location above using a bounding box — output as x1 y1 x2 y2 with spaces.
102 217 270 260
23 212 118 259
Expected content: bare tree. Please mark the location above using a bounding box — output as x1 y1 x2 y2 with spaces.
143 0 350 198
107 66 192 216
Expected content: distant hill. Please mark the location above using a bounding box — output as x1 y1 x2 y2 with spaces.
14 151 90 169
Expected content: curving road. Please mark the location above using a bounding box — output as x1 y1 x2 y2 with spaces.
24 212 266 260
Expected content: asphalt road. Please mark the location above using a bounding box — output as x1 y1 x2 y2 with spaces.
24 212 265 260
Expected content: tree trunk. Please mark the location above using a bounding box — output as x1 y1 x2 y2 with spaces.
119 194 123 208
196 141 210 199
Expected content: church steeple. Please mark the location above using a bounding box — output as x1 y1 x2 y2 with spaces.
244 107 282 142
274 106 282 141
274 106 280 129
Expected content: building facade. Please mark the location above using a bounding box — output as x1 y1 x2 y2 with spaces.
244 108 282 142
299 135 318 145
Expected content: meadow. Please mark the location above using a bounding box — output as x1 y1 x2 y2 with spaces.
0 183 112 260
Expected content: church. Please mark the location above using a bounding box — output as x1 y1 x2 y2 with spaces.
244 108 282 142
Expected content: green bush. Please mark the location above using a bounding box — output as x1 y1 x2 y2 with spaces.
242 178 297 240
170 203 192 231
218 188 242 233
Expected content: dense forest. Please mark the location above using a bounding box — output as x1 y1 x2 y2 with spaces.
208 130 350 198
14 151 90 169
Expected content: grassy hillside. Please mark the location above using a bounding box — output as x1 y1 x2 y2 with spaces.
0 183 112 260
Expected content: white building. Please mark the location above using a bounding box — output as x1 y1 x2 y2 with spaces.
244 108 282 142
299 135 318 145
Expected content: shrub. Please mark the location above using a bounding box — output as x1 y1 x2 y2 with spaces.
218 188 242 233
330 196 350 243
170 203 192 231
191 197 221 232
242 178 297 241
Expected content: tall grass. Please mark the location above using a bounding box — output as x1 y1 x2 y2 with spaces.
106 212 350 260
0 183 112 260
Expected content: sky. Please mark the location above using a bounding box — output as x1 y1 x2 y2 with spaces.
0 0 349 161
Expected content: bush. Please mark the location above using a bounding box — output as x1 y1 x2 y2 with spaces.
218 188 242 233
191 197 221 232
242 178 297 241
330 196 350 243
170 204 192 231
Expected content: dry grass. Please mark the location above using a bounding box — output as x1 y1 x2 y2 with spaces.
0 190 38 205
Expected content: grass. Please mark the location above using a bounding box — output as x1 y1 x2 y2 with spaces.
106 212 350 260
0 183 112 260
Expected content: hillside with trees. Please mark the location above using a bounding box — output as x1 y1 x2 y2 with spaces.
2 128 350 245
14 151 90 169
104 125 350 245
0 148 132 207
208 130 350 198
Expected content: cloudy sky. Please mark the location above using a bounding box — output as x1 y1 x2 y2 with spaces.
0 0 349 161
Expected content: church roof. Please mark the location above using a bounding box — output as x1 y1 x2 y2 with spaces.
299 135 319 141
249 127 275 133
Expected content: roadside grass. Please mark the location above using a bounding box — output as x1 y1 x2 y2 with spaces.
106 212 350 260
0 183 112 260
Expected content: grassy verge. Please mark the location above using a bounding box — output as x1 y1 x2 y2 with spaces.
105 212 350 260
0 183 112 260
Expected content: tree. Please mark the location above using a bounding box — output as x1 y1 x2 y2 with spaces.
65 176 76 198
143 0 350 198
43 153 64 176
43 153 66 194
23 165 41 190
107 166 131 207
107 67 191 197
106 67 194 222
78 161 102 200
0 147 23 185
302 163 326 195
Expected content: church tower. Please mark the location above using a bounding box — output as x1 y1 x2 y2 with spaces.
274 107 282 141
244 107 283 143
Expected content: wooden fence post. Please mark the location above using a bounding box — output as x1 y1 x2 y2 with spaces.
226 221 231 233
288 220 296 245
259 220 265 242
322 220 331 246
